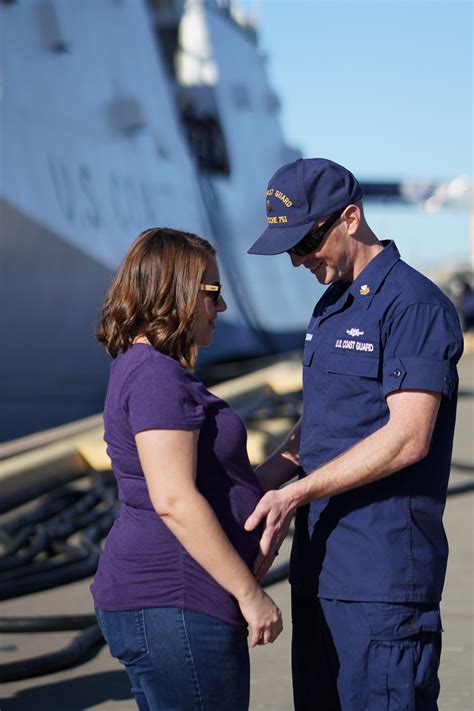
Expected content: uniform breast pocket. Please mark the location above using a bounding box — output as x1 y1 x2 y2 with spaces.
325 353 382 438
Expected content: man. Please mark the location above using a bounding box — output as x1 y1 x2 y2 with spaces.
245 158 463 710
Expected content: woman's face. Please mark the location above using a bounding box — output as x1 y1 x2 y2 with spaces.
194 255 227 347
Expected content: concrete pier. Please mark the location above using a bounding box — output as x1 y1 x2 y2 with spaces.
0 355 472 710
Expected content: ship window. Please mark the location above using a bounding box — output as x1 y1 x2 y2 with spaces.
156 26 179 78
180 101 230 176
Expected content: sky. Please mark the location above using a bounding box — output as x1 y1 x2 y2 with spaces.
239 0 473 273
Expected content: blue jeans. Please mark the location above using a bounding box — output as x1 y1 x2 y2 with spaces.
291 591 442 710
95 606 250 711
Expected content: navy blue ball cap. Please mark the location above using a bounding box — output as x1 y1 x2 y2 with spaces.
247 158 363 255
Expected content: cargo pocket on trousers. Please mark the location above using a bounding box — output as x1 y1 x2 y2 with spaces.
95 607 149 665
367 606 442 711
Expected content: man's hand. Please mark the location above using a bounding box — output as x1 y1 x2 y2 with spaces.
245 487 296 582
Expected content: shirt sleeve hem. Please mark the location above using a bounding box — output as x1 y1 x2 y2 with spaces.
131 420 204 435
382 357 457 399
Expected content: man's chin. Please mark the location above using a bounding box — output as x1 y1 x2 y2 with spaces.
314 270 331 285
311 264 329 284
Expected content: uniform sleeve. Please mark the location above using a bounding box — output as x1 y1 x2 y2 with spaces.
381 302 464 399
123 356 205 435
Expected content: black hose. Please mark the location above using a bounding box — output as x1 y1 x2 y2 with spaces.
0 625 105 683
450 461 474 473
0 525 39 558
0 614 97 632
0 543 100 600
0 528 49 571
0 476 117 599
0 468 89 515
2 490 82 536
447 481 474 496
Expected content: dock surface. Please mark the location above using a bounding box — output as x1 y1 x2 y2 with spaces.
0 354 472 710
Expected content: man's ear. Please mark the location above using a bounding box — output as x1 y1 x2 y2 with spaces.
342 203 361 235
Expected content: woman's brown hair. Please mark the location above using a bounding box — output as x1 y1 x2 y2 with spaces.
96 227 216 368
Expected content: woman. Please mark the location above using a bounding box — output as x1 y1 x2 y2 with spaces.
91 227 282 711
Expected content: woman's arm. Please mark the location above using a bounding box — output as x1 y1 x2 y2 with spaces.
135 428 282 646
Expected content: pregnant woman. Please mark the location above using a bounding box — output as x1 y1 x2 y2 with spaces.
91 227 282 711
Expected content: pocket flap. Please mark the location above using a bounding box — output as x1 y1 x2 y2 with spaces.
370 607 442 641
327 353 379 378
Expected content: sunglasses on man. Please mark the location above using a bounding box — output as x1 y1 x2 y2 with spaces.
288 208 345 257
199 283 222 305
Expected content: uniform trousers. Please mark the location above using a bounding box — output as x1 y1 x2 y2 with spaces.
291 590 442 711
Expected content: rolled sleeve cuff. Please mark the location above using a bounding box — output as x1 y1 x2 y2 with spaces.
383 357 457 398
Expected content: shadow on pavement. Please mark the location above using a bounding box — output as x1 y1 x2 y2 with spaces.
0 669 131 710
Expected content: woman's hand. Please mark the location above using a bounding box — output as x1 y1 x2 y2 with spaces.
238 586 283 647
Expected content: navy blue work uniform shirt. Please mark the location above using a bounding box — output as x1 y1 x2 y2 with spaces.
289 241 463 603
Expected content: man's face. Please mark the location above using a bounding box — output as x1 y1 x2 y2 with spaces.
288 213 355 284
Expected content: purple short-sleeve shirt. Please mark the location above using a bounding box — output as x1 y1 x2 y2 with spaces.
90 344 263 629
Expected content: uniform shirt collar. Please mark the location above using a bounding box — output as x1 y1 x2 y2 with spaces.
348 240 400 308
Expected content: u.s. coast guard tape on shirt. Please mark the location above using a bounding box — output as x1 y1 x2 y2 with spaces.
335 338 374 352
